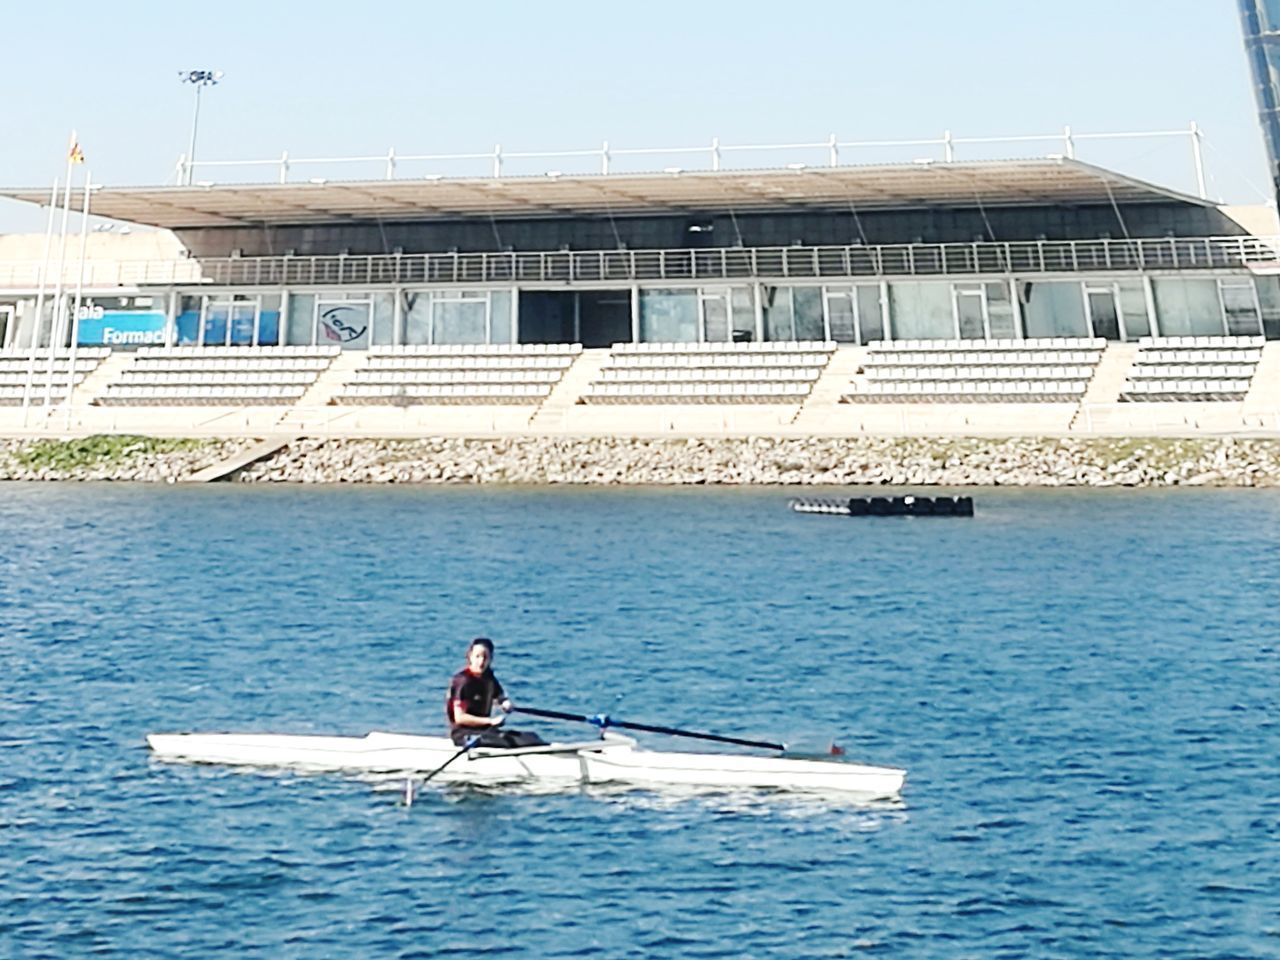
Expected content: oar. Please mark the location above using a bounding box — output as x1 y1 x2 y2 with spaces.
513 706 786 752
404 735 480 807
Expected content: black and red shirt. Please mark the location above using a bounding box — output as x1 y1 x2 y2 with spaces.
446 668 504 731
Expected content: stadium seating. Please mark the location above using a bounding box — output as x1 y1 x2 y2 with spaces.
0 348 110 405
333 343 582 405
96 346 338 406
1120 336 1264 402
582 341 835 403
842 337 1104 403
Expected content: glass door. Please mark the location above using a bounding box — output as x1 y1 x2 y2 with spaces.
954 284 988 339
1085 285 1122 340
699 289 731 341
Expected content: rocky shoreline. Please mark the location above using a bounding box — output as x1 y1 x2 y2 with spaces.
6 435 1280 486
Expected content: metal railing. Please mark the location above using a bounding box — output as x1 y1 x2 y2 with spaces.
2 235 1278 292
174 124 1211 199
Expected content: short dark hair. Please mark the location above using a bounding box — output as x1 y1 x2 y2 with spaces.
468 637 495 655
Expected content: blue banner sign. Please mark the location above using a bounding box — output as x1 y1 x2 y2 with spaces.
77 310 168 347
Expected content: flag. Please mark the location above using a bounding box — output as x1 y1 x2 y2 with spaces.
68 136 85 165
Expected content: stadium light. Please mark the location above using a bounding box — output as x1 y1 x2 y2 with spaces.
178 69 223 186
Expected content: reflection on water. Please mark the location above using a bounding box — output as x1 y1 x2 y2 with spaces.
2 484 1279 958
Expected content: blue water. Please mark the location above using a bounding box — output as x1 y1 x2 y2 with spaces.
2 484 1279 958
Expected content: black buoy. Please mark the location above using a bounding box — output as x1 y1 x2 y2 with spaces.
789 495 975 518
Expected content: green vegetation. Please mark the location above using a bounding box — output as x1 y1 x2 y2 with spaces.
9 435 204 473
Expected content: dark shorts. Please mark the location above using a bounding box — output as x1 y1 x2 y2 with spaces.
450 728 547 749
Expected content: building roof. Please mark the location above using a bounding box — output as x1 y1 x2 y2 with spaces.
0 158 1209 229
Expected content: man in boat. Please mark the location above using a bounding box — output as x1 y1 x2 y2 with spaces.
446 637 546 749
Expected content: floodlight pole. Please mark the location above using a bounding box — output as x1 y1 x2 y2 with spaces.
179 69 222 185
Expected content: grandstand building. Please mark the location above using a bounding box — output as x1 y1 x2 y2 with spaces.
2 147 1280 436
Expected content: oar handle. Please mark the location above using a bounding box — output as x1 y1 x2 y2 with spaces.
513 706 785 752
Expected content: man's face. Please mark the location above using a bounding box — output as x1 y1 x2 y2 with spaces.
467 645 491 674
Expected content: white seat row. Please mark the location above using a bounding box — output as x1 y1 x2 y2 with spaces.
367 343 583 357
582 382 811 402
0 348 110 360
1137 335 1265 349
865 351 1101 367
363 355 574 371
131 357 332 372
135 345 339 358
97 385 307 405
0 386 73 405
1129 365 1258 380
0 358 102 373
1133 349 1262 365
845 381 1087 402
334 383 552 404
869 337 1104 351
867 365 1095 382
606 353 833 369
0 371 89 385
611 341 835 354
348 369 563 385
1120 380 1252 400
597 367 821 384
119 371 317 386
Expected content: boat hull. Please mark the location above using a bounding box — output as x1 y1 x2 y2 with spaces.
147 731 905 799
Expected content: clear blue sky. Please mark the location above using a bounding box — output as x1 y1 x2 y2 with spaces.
0 0 1272 232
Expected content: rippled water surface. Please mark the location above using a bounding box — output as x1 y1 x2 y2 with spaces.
3 484 1279 958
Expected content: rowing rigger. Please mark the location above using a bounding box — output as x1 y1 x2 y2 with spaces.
146 709 906 801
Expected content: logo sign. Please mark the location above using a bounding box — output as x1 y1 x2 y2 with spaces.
77 310 168 346
319 304 369 344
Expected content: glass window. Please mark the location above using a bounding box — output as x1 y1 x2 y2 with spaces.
1152 278 1224 336
762 286 794 341
370 292 396 346
640 289 698 342
434 298 487 344
825 289 856 343
793 287 825 340
1219 279 1263 336
1117 281 1150 340
1020 281 1088 338
176 295 202 345
889 282 954 339
857 285 884 343
202 300 230 346
404 293 431 344
730 287 756 343
1254 275 1280 340
286 294 315 346
954 284 987 340
258 294 281 346
701 291 730 342
490 291 514 344
985 282 1017 339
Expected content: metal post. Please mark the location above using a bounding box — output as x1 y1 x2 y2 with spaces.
601 140 610 175
179 70 222 186
493 143 502 178
1190 121 1208 200
280 151 289 183
1063 125 1075 160
386 147 396 180
944 129 954 162
64 175 92 428
711 137 721 172
828 133 838 167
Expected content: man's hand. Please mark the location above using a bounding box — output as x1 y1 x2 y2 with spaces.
500 698 513 714
489 714 505 728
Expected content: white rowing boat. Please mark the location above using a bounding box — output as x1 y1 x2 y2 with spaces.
146 730 906 800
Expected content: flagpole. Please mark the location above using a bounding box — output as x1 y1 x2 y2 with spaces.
64 171 92 431
42 134 80 411
21 179 60 420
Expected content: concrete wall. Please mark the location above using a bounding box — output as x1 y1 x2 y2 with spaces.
174 202 1247 259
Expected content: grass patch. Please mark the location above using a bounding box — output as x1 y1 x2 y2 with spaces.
11 435 205 473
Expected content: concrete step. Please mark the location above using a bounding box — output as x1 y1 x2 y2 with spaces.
1070 342 1135 430
528 348 610 430
790 345 865 429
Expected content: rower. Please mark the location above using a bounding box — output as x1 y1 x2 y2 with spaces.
446 637 546 749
